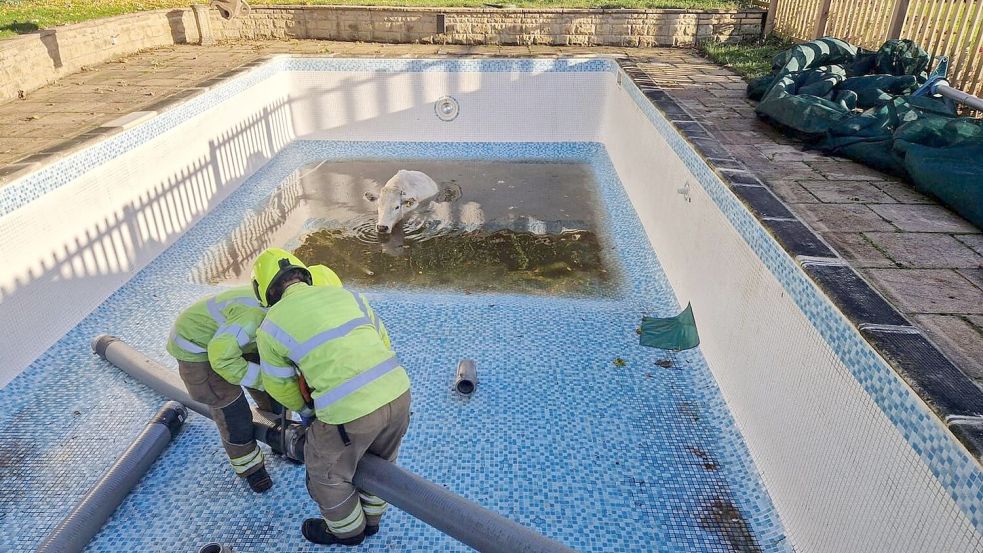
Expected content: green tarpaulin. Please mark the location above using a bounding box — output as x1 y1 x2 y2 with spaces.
747 37 983 229
639 303 701 351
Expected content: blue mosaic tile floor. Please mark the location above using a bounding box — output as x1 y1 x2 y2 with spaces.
0 142 787 553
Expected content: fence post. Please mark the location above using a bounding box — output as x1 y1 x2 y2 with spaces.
813 0 834 38
764 0 779 35
886 0 911 39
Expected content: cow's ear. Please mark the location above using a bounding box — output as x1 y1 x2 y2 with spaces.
402 197 417 208
364 191 378 202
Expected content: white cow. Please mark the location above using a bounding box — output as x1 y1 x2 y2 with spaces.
364 170 440 234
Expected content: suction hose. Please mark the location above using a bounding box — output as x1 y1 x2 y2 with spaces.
92 335 577 553
36 401 187 553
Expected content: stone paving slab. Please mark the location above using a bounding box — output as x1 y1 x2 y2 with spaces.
0 39 981 392
635 51 983 390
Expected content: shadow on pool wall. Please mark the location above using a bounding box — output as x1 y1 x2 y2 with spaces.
0 59 607 386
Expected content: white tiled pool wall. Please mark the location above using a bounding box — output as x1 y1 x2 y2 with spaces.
0 57 980 551
603 75 983 551
0 69 296 383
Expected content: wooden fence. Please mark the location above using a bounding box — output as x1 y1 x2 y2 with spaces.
765 0 983 98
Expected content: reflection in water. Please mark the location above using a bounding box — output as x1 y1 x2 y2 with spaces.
201 159 618 296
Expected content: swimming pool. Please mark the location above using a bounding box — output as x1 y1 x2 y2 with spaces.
0 57 981 552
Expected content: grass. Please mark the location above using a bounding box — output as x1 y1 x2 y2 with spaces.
0 0 746 40
698 35 794 81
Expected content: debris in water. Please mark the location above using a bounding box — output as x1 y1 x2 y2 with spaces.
293 228 612 297
697 498 763 553
613 358 626 367
656 359 673 368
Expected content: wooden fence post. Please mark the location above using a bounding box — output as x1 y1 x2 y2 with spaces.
764 0 779 35
886 0 911 39
814 0 834 38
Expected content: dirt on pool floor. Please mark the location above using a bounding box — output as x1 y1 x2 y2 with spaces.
202 159 620 296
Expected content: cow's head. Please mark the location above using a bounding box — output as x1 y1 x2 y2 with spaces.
364 188 418 234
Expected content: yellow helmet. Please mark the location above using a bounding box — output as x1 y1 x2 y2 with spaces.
309 264 343 288
251 247 312 307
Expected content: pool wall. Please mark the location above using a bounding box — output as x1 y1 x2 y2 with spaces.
602 66 983 551
1 57 981 552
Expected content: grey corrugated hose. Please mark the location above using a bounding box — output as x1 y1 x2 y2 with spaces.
92 334 578 553
35 401 187 553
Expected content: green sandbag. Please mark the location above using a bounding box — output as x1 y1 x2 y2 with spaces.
818 96 954 175
894 116 983 149
796 65 847 98
753 37 860 100
874 39 930 78
838 74 919 108
747 74 773 101
904 140 983 228
640 302 700 351
757 73 851 138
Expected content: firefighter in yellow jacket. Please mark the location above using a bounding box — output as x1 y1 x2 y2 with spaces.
166 286 274 493
253 248 411 546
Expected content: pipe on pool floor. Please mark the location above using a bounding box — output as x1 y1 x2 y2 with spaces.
36 401 187 553
92 334 576 553
454 359 478 395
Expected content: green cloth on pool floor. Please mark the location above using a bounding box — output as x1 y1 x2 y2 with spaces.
639 302 700 351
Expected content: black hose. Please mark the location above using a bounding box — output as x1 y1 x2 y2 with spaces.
35 401 187 553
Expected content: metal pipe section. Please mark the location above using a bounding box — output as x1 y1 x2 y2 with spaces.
36 401 187 553
454 359 478 395
935 82 983 112
92 335 577 553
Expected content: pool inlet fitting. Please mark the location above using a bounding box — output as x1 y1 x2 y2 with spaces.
454 359 478 395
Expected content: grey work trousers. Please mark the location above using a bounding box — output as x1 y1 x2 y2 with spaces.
304 391 411 538
177 359 269 477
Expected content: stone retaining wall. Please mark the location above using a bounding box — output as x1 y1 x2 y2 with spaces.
0 10 200 101
207 6 765 47
0 5 764 101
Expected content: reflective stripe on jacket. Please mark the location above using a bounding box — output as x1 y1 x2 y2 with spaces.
166 286 266 388
257 283 409 424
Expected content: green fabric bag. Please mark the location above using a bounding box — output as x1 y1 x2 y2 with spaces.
639 302 701 351
905 140 983 228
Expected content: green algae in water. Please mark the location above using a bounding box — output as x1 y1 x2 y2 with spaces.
293 228 613 297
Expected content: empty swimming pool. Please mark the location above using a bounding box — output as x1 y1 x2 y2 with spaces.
0 58 981 553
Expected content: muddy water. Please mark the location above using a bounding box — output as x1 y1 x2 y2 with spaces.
204 159 618 296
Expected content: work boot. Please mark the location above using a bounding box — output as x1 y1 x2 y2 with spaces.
302 518 365 546
246 467 273 493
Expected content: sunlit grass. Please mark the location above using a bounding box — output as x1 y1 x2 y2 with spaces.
698 35 794 80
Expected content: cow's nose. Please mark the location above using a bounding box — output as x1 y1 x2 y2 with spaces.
376 225 390 234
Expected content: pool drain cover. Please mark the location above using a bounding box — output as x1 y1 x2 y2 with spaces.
435 96 459 121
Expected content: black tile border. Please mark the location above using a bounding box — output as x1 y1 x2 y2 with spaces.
617 58 983 460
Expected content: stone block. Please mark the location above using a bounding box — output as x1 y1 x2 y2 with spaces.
869 204 979 233
866 268 983 314
863 232 982 269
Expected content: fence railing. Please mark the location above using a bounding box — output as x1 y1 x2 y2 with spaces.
765 0 983 98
